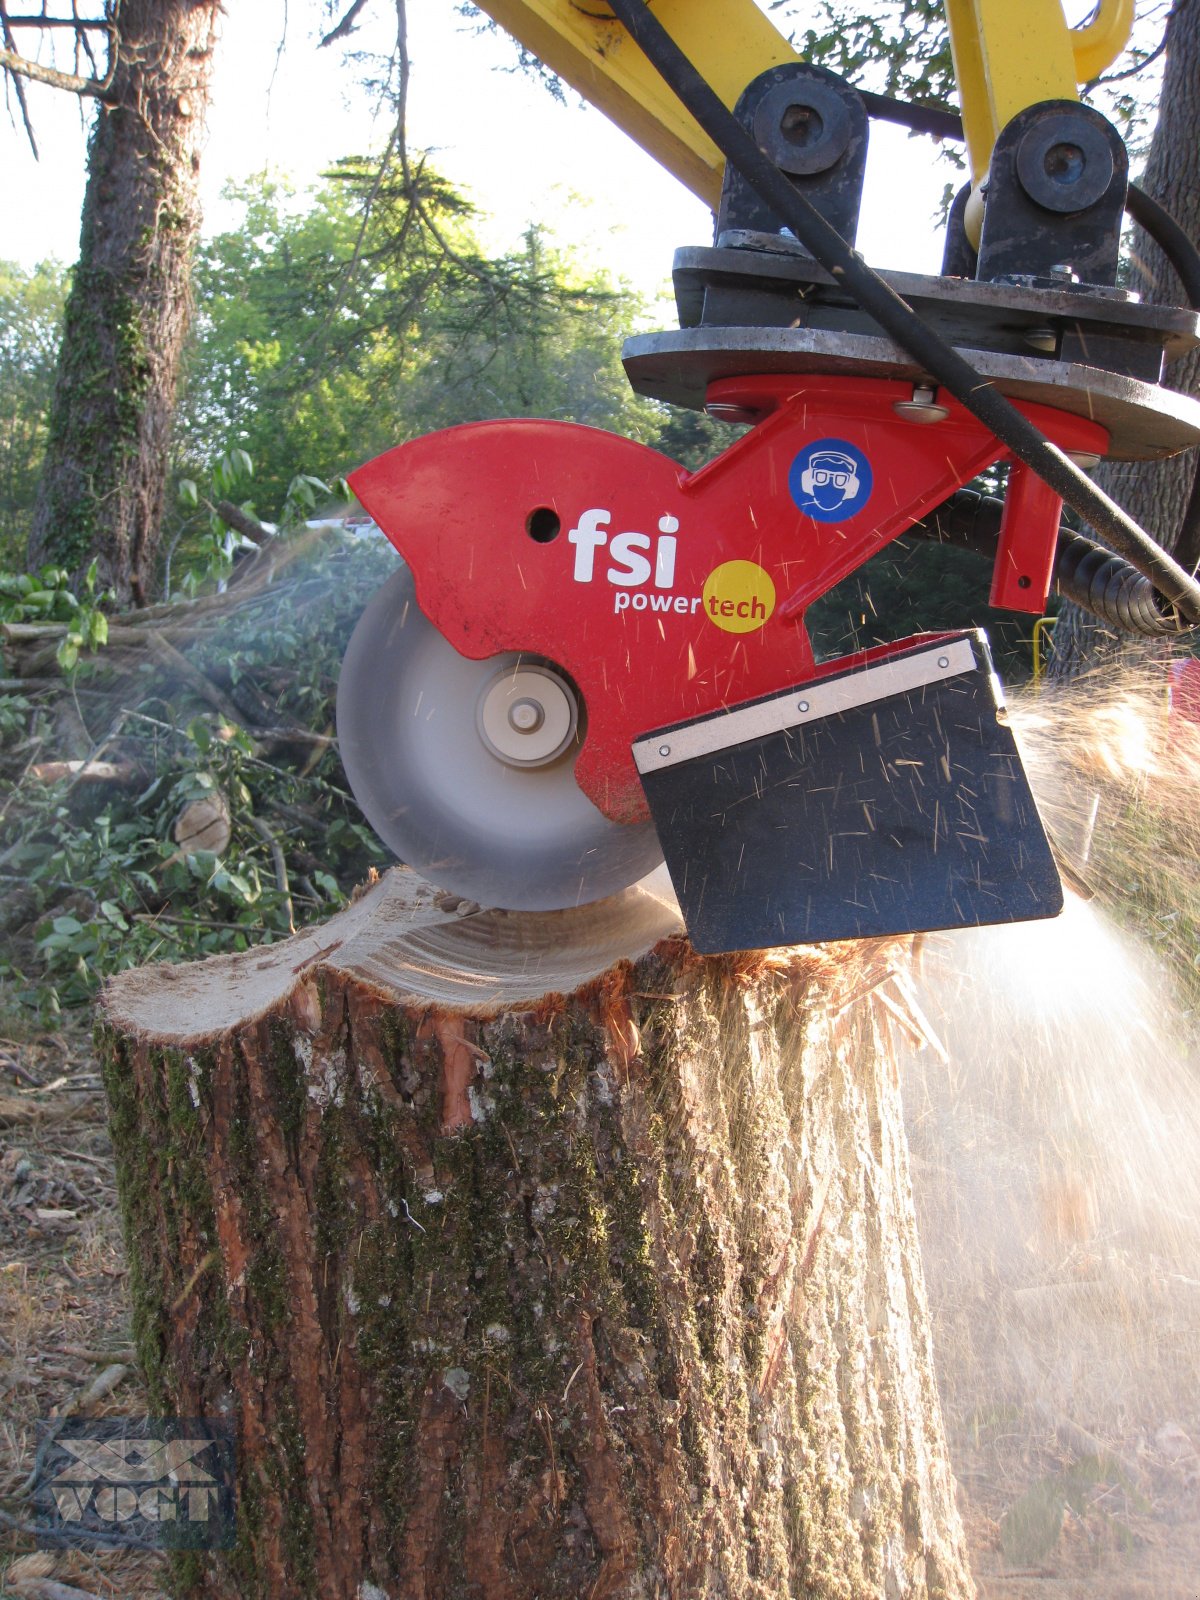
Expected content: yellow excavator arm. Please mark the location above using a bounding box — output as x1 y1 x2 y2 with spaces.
947 0 1135 188
474 0 795 208
472 0 1134 211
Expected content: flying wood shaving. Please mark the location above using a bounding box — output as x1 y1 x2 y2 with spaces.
829 958 907 1019
879 972 949 1062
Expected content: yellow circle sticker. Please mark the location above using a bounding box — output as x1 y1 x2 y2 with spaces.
701 561 776 633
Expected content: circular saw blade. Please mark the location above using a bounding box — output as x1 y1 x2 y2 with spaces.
336 564 664 910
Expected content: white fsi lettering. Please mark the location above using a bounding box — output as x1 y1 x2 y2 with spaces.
656 516 679 589
654 539 677 589
569 508 610 582
570 507 681 589
608 531 653 587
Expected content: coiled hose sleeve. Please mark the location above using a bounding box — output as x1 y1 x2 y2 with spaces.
910 490 1179 636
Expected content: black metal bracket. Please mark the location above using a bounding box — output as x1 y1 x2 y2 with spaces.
976 99 1128 288
715 63 869 247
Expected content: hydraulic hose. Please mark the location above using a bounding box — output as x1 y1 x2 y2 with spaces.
606 0 1200 628
911 490 1180 636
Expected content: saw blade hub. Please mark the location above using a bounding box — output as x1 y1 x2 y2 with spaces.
476 664 579 767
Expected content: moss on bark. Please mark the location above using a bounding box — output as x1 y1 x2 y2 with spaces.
28 0 221 604
98 896 973 1599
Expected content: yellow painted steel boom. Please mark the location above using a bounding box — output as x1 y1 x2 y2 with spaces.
946 0 1134 188
471 0 1134 213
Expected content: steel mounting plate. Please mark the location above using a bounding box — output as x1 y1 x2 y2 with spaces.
622 325 1200 460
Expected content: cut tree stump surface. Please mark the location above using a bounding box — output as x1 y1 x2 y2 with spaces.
103 867 686 1040
97 867 973 1600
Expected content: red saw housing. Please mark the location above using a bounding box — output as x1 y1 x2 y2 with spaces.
348 374 1106 825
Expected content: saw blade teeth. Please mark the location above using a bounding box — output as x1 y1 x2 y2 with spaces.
336 564 663 911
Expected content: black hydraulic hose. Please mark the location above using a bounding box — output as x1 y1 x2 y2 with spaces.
1124 187 1200 312
911 490 1180 635
605 0 1200 626
1055 530 1183 634
860 91 964 146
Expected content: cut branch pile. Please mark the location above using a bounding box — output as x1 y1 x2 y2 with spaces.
0 535 396 1006
1 543 334 759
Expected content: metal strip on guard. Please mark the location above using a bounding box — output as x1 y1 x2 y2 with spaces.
633 635 981 772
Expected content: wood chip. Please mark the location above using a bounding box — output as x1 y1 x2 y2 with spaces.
8 1579 104 1600
4 1554 57 1584
173 790 232 856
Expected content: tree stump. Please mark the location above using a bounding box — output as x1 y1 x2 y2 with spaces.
98 867 973 1599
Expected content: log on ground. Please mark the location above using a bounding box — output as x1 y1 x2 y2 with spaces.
97 866 973 1600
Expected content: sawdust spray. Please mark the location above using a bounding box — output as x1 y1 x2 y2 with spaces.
899 664 1200 1578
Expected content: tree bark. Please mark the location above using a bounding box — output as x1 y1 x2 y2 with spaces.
97 869 974 1600
27 0 222 607
1050 0 1200 678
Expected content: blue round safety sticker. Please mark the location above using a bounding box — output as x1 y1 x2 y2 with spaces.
788 437 873 523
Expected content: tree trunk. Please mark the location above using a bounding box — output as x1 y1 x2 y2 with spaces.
97 868 973 1600
1050 0 1200 678
27 0 222 607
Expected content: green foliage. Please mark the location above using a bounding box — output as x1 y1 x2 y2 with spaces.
640 406 741 472
173 166 661 532
0 558 113 670
0 258 69 566
806 531 1046 680
999 1453 1147 1566
781 0 956 107
167 436 351 598
8 748 298 1012
169 446 259 596
0 531 396 1019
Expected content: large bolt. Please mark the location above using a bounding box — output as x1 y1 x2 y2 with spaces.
1015 112 1115 214
509 699 544 733
1043 142 1085 188
780 103 824 150
893 384 949 423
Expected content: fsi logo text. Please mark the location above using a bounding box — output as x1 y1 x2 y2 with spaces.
569 508 704 617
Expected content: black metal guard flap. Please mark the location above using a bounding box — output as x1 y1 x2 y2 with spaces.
633 630 1062 952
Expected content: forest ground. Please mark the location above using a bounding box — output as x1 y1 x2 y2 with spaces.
1 987 1198 1600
